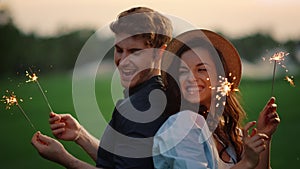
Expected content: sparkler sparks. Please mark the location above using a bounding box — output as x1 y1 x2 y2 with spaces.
1 90 37 131
26 68 53 112
2 91 18 110
217 76 239 97
26 71 38 82
269 51 289 61
284 76 295 87
266 51 290 96
212 73 239 107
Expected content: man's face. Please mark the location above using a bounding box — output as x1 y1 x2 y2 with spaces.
114 33 159 89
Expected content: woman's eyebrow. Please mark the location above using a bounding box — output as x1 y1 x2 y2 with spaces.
179 62 209 69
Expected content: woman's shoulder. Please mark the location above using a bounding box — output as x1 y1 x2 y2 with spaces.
165 110 206 128
153 110 216 163
154 110 210 146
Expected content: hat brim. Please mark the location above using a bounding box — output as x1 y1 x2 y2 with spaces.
163 29 242 86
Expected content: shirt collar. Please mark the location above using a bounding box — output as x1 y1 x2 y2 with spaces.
123 75 163 98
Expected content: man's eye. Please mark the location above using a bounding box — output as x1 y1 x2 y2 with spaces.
116 49 122 53
132 50 143 56
115 47 123 53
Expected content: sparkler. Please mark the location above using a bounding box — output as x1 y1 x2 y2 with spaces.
267 52 289 96
1 90 37 131
211 73 239 107
26 68 53 112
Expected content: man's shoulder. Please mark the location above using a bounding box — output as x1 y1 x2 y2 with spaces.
143 75 165 90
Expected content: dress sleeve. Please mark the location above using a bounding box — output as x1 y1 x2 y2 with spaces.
153 110 217 169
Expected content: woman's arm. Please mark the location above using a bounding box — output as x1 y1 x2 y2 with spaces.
255 97 280 169
231 122 269 169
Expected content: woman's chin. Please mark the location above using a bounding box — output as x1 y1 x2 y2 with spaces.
185 97 200 104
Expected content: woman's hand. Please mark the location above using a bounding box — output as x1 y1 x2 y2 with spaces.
49 112 82 141
241 121 269 169
257 97 280 137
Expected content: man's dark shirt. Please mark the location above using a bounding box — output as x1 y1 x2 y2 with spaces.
96 76 170 169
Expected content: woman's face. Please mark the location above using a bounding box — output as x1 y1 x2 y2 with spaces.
179 47 216 108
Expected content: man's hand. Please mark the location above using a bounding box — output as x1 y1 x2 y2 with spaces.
49 112 81 141
31 131 71 164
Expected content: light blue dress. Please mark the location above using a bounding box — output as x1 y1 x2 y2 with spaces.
153 110 237 169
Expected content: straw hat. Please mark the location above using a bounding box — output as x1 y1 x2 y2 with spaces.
162 29 242 87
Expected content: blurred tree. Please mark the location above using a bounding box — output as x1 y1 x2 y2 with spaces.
0 7 298 76
231 33 278 62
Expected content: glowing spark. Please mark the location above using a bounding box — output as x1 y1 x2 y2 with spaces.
270 52 289 72
269 51 289 62
2 91 18 110
26 71 38 83
1 91 37 131
26 68 53 112
285 76 295 87
211 73 239 107
217 75 239 97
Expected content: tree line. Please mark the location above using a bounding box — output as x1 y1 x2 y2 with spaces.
1 16 298 76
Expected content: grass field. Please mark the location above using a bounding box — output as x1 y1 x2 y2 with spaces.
0 72 300 169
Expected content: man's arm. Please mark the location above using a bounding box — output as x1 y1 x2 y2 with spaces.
75 126 100 161
31 132 103 169
49 112 99 161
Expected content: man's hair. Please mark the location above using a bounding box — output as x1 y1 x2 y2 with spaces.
110 7 173 48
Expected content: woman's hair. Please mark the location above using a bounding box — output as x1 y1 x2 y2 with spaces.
163 37 246 162
110 7 173 48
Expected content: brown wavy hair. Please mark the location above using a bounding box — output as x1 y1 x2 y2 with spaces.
162 37 246 162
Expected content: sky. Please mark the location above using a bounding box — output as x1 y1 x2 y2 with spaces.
1 0 300 42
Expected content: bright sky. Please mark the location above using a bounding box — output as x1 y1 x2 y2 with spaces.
1 0 300 41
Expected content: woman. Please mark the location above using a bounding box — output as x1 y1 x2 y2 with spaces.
153 29 280 169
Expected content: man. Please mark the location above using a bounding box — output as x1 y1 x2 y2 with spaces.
31 7 173 169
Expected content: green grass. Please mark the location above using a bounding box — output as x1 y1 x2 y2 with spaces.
0 72 300 168
239 77 300 168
